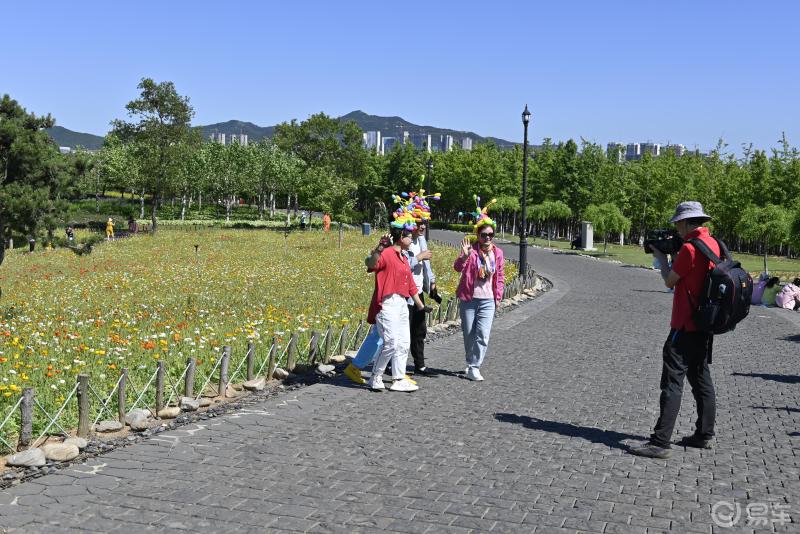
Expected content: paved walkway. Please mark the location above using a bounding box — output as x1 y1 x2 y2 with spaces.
2 230 800 533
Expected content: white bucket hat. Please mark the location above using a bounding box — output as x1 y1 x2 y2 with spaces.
668 201 711 223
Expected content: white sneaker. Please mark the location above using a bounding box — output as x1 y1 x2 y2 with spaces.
389 378 419 392
367 375 385 391
466 367 484 381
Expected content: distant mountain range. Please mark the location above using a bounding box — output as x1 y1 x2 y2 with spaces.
47 110 519 150
46 126 105 150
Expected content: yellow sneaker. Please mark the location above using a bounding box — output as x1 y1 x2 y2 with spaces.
344 363 366 385
405 375 417 385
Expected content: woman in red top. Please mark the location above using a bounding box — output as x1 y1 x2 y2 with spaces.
365 226 427 392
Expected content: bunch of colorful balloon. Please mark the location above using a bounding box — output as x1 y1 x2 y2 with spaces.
458 195 497 233
390 189 442 230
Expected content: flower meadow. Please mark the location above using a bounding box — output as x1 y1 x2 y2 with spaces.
0 229 514 443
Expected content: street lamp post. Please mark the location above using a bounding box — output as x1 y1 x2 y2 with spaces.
425 157 433 240
520 105 531 278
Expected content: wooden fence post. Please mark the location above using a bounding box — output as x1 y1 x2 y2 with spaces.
338 323 350 356
352 321 364 351
286 333 298 372
219 346 230 396
267 337 277 380
118 368 127 422
322 325 332 364
309 331 320 364
17 387 34 450
77 374 90 438
185 357 196 397
246 342 255 381
155 360 165 412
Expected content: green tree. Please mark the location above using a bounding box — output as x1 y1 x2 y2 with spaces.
0 94 67 266
583 203 632 254
736 204 792 273
273 113 365 219
111 78 195 234
97 136 146 218
529 200 572 247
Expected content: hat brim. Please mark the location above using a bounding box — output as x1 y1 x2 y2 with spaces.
669 213 711 223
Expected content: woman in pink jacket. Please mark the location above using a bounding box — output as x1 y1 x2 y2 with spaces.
775 280 800 310
453 198 505 381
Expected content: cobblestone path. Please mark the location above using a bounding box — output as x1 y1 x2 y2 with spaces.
1 230 799 533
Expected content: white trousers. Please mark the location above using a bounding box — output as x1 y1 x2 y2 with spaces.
372 294 410 379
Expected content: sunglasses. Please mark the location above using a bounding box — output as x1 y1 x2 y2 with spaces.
479 232 495 239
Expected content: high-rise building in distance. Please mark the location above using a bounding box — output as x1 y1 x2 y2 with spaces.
640 142 660 157
364 131 382 154
436 134 454 152
382 137 399 153
625 143 640 161
607 143 624 163
408 133 432 152
664 144 685 156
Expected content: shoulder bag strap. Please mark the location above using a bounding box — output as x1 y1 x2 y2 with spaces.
714 237 732 261
689 238 722 265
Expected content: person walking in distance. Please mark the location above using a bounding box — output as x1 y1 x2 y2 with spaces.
105 218 115 240
631 201 718 459
454 196 504 381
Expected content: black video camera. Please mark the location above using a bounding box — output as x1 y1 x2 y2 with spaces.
643 229 683 255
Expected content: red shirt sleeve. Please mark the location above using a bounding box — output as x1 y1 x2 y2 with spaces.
672 243 695 279
367 248 387 273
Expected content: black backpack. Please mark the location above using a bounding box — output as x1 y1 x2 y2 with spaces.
689 237 753 334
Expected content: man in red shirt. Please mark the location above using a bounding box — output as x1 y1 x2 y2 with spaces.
632 201 718 459
365 226 428 392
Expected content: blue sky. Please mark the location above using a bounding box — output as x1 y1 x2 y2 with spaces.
3 0 798 153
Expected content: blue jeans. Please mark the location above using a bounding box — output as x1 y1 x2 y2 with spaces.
352 325 382 369
459 298 495 369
